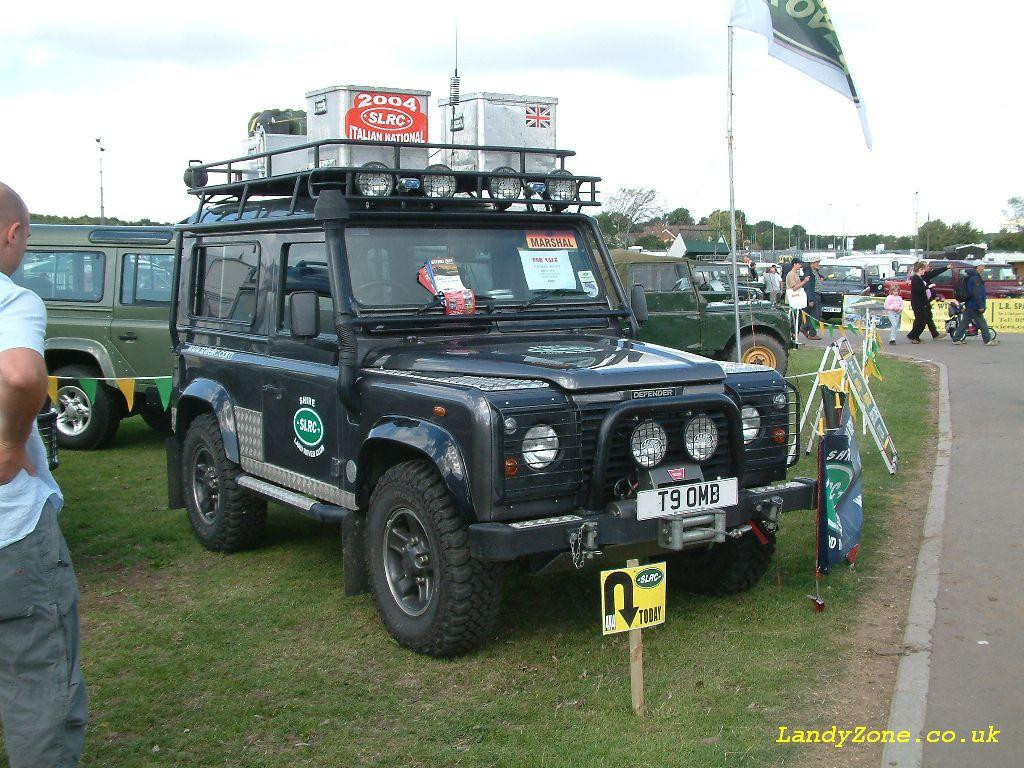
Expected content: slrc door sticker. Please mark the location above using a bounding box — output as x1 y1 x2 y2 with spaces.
293 396 326 458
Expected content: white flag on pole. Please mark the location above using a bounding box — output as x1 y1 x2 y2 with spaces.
731 0 872 149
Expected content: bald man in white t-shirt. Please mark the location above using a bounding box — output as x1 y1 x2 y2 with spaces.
0 182 86 767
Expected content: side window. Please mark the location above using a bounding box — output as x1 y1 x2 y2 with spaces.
121 252 174 305
628 264 686 293
13 250 105 301
932 269 952 285
280 242 335 335
193 243 260 324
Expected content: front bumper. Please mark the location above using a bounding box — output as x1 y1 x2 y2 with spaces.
469 478 816 561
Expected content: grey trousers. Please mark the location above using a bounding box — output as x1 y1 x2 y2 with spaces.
0 501 87 767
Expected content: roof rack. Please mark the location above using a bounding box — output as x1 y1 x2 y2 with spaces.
183 138 601 221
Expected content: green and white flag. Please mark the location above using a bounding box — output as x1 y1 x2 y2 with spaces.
731 0 871 148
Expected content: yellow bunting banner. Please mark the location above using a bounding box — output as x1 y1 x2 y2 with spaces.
47 376 59 405
116 379 136 412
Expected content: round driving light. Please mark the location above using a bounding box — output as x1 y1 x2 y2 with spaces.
423 164 457 198
741 405 761 444
683 415 718 462
502 417 518 434
522 424 559 470
773 392 788 410
630 420 667 469
355 162 394 197
545 169 578 203
487 166 522 201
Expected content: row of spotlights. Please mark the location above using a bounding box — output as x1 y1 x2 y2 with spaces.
354 162 578 204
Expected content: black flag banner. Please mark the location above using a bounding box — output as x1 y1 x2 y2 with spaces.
817 387 864 574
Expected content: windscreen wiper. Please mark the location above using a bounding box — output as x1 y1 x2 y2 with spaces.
517 288 591 310
416 293 444 314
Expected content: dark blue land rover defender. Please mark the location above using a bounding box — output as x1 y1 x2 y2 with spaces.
166 138 815 656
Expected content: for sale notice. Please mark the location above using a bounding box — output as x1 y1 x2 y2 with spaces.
519 250 576 291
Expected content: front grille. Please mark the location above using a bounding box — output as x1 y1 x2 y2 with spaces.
37 408 59 471
578 401 733 504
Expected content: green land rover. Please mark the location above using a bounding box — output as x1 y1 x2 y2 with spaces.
13 224 176 449
613 249 795 373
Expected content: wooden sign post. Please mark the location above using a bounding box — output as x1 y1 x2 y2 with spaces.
626 558 645 717
600 559 666 717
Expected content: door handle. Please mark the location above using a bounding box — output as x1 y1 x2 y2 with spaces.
262 384 283 399
117 332 138 342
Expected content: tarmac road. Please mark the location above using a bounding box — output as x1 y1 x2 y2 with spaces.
798 329 1023 766
900 332 1024 767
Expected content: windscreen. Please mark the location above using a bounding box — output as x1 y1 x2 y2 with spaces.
980 265 1016 282
820 265 864 282
344 227 607 309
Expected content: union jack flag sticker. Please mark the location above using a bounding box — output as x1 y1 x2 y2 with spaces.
525 105 551 128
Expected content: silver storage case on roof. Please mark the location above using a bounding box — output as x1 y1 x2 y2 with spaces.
237 130 310 179
439 92 558 174
305 84 431 170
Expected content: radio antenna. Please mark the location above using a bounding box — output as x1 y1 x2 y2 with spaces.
449 1 463 132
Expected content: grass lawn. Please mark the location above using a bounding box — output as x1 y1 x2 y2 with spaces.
22 348 935 767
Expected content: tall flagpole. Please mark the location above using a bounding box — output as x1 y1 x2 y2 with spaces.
727 25 742 363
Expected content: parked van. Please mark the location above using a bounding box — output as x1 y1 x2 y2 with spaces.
12 224 176 449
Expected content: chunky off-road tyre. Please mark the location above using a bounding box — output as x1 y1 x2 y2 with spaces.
181 413 266 552
53 364 123 450
724 333 789 375
667 526 776 596
366 460 502 657
141 409 173 434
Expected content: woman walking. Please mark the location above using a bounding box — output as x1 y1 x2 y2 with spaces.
906 261 947 343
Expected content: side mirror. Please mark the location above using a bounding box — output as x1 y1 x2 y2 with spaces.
630 284 649 326
289 291 320 339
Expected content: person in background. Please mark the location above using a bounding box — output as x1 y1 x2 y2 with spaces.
803 254 823 339
742 255 758 283
952 261 998 346
786 256 818 340
883 283 904 345
762 264 782 304
0 182 87 768
906 260 946 343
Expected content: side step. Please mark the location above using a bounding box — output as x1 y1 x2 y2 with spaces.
236 474 350 523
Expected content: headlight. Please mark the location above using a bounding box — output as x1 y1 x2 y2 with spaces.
355 162 394 197
422 164 457 198
683 415 719 461
522 424 559 470
487 166 521 201
545 169 577 202
773 392 788 410
741 405 761 444
630 420 667 469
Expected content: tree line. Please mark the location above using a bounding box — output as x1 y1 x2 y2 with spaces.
598 189 1024 253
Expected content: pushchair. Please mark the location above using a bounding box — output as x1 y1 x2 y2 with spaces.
946 303 998 341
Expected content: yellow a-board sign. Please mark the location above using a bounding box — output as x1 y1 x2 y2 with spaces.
600 562 667 635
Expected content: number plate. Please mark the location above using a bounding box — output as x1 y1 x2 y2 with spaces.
822 306 843 313
636 478 739 520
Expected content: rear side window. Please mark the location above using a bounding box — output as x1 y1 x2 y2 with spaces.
629 263 688 292
121 252 174 304
193 244 260 324
13 250 105 301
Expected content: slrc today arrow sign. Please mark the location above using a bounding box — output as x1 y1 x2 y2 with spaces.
600 562 667 635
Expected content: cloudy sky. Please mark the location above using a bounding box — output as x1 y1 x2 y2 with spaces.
3 1 1021 235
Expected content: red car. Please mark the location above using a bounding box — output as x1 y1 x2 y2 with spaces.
883 260 1024 301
